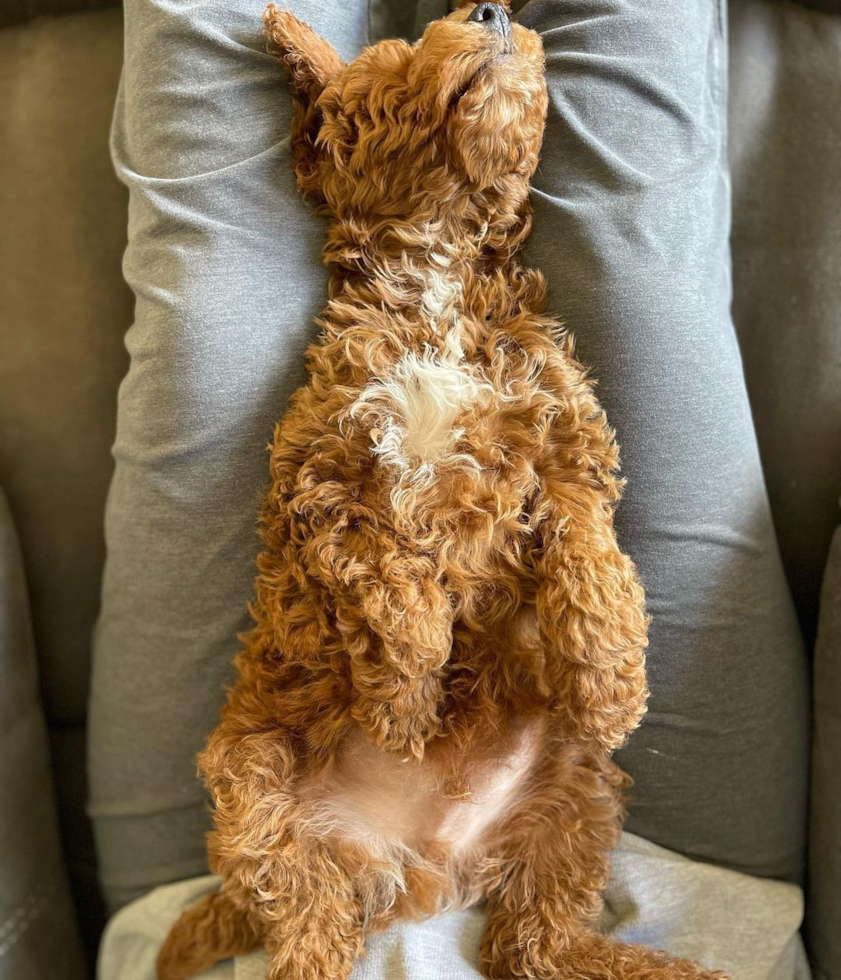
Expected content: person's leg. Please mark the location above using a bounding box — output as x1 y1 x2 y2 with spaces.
87 0 384 911
88 0 462 913
515 0 808 880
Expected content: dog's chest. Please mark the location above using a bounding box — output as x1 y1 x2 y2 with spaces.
300 719 543 856
346 267 546 489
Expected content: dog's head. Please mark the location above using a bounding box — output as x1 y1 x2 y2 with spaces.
265 3 546 226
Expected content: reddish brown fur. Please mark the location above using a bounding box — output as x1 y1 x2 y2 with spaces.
157 6 728 980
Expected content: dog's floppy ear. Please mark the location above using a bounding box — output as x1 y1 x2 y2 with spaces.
264 5 345 196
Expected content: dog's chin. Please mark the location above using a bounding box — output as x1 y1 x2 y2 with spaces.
456 56 544 117
448 50 528 116
448 60 546 186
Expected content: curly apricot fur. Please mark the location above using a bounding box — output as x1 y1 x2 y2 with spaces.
157 6 727 980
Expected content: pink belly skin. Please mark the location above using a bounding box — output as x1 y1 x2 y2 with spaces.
299 716 545 857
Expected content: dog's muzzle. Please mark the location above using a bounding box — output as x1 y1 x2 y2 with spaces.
467 2 512 48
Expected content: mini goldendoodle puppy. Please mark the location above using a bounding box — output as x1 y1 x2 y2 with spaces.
157 5 727 980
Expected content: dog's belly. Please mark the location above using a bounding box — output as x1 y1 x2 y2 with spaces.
300 717 543 857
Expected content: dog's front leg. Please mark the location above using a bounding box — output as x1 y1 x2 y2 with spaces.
532 486 650 753
350 661 445 760
333 544 453 759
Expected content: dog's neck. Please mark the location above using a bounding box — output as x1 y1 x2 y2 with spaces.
320 203 537 323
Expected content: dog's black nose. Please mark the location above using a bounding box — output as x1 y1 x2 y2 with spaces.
467 3 512 45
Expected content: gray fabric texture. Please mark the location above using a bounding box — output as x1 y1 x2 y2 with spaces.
0 487 87 980
809 528 841 980
729 0 841 647
96 832 809 980
89 0 810 913
0 8 132 957
518 0 809 878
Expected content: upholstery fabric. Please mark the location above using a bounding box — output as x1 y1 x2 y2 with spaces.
0 488 87 980
0 8 133 956
783 0 841 13
809 528 841 980
0 0 119 30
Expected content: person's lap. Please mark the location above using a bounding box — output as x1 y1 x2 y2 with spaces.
518 0 809 880
88 0 809 930
99 835 808 980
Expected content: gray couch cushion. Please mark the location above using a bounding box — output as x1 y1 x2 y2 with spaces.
786 0 841 13
0 8 132 955
0 0 118 30
0 488 87 980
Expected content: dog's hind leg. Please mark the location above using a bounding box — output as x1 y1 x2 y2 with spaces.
156 890 263 980
260 840 365 980
478 741 621 980
478 741 728 980
197 726 365 980
523 932 729 980
157 837 366 980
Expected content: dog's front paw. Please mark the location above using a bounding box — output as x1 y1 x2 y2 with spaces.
352 676 442 759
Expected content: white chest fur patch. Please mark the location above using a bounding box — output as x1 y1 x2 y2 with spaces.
350 266 489 479
351 328 484 477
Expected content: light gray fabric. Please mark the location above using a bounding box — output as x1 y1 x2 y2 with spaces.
519 0 808 879
0 488 87 980
97 832 809 980
89 0 809 914
809 527 841 980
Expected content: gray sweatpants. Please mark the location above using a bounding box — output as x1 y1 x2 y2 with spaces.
99 834 808 980
88 0 809 922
